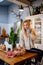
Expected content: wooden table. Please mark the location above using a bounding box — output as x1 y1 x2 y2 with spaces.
0 50 38 65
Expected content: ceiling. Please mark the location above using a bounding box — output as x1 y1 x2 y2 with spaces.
8 0 36 6
0 0 13 6
0 0 36 6
27 0 36 2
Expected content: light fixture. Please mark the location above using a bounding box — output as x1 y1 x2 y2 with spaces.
19 5 24 12
0 0 4 2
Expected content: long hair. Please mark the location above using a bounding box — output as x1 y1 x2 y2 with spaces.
22 19 31 37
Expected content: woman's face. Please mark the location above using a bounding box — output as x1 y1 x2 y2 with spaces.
23 22 30 30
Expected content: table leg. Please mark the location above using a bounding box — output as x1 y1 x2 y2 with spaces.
25 59 31 65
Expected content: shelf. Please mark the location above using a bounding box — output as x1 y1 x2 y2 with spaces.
0 36 9 39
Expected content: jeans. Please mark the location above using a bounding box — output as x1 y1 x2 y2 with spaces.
0 60 4 65
26 48 43 65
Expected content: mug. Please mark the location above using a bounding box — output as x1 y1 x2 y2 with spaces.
27 29 31 34
16 43 19 48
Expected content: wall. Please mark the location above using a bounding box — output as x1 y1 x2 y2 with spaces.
0 6 8 23
0 6 9 34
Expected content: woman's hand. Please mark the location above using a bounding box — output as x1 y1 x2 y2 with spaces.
27 29 31 37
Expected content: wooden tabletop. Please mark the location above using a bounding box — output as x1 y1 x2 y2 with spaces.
0 50 37 65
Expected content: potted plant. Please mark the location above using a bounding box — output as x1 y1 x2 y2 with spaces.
9 27 18 48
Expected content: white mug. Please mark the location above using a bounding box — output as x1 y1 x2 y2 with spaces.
16 43 19 48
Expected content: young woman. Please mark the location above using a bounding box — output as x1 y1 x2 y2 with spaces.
19 19 43 65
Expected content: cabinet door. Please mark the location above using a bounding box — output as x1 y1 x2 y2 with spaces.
34 18 41 44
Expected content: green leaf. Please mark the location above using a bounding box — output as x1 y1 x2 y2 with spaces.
9 27 18 45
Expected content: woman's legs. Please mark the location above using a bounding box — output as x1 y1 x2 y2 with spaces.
26 59 31 65
16 60 31 65
30 48 43 65
35 55 42 65
0 60 4 65
26 48 43 65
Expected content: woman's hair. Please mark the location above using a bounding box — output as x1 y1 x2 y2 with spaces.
22 19 31 37
22 19 31 28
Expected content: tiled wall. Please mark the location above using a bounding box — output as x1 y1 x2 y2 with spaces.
0 6 8 23
0 6 9 34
